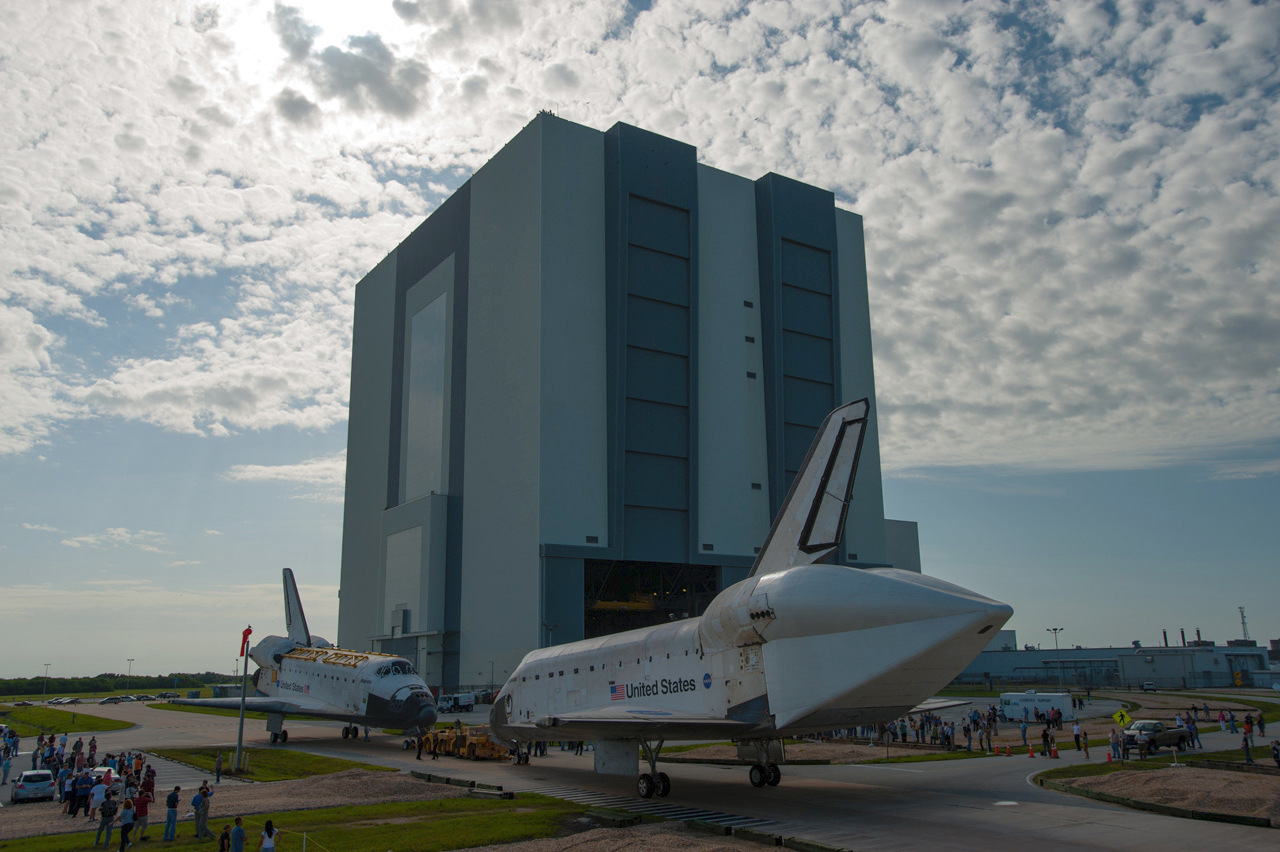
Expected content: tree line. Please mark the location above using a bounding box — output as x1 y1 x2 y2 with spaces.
1 672 238 696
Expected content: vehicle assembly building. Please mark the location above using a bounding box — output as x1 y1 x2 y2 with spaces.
337 114 920 690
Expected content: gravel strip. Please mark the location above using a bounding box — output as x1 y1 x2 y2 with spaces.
0 769 465 841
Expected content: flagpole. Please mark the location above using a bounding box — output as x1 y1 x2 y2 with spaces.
235 625 252 773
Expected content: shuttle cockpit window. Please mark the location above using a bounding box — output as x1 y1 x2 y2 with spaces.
375 660 418 677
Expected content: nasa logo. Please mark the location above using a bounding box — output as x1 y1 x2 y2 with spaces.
703 673 711 689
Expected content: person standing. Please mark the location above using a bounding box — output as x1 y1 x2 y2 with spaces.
193 786 215 840
72 769 93 817
1190 720 1203 749
415 734 425 760
89 777 108 821
1072 722 1082 751
1228 710 1237 734
133 787 153 841
256 818 281 851
1242 734 1255 765
116 797 136 851
219 824 233 852
1270 740 1280 769
88 737 98 765
163 786 181 842
231 816 248 852
1081 728 1090 759
94 792 119 848
216 752 223 784
1 752 10 785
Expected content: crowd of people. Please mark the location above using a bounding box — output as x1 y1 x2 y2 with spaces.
1 730 283 850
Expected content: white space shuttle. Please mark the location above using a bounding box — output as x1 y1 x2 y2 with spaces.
490 399 1012 798
174 569 437 743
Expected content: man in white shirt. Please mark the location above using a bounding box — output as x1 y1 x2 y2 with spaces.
1072 722 1082 750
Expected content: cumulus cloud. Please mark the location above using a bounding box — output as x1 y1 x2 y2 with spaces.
272 3 321 62
61 527 167 552
23 522 64 532
0 0 1275 479
224 451 347 501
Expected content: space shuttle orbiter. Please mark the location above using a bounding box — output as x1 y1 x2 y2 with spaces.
491 400 1012 798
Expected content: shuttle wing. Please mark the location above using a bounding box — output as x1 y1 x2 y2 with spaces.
171 695 355 722
910 697 972 714
749 399 869 578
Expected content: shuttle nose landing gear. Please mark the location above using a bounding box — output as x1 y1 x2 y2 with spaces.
637 739 670 798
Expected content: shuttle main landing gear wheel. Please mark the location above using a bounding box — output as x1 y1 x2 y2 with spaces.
739 739 782 788
637 739 669 798
270 730 289 743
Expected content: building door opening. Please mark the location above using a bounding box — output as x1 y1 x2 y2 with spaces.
583 560 720 639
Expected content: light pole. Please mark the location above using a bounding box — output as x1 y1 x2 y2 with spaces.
127 658 135 696
43 663 51 703
1046 628 1064 692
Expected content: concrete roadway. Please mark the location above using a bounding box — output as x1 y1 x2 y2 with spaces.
33 702 1277 852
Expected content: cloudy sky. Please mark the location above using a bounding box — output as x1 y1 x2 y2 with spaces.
2 0 1277 680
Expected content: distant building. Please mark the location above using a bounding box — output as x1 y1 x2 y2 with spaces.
336 114 922 690
958 640 1270 689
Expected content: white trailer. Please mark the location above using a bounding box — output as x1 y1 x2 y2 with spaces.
999 691 1075 722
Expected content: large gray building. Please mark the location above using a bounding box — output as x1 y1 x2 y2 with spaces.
337 114 919 691
959 630 1272 689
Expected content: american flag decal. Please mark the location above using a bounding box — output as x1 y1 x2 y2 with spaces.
610 684 625 701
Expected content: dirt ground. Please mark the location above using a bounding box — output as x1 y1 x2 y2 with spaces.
1064 766 1280 823
457 822 764 852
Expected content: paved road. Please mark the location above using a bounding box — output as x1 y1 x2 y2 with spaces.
18 700 1276 851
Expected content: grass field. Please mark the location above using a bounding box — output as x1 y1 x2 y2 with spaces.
0 793 586 852
0 705 133 737
1036 742 1267 781
146 702 272 721
1182 693 1279 724
148 747 397 782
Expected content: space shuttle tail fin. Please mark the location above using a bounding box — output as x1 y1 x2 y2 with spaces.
747 399 870 578
283 568 313 647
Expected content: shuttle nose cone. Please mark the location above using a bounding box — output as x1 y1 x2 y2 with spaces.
416 699 437 731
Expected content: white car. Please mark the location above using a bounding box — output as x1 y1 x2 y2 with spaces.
10 770 56 803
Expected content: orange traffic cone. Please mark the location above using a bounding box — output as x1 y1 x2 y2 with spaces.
1005 746 1011 756
1028 747 1035 758
1051 745 1059 759
1106 751 1112 763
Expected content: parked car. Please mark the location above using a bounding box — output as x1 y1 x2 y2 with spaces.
63 697 81 705
13 700 33 706
98 696 121 705
156 692 178 699
9 770 56 803
89 767 125 795
136 694 156 701
118 695 136 702
1141 682 1157 692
